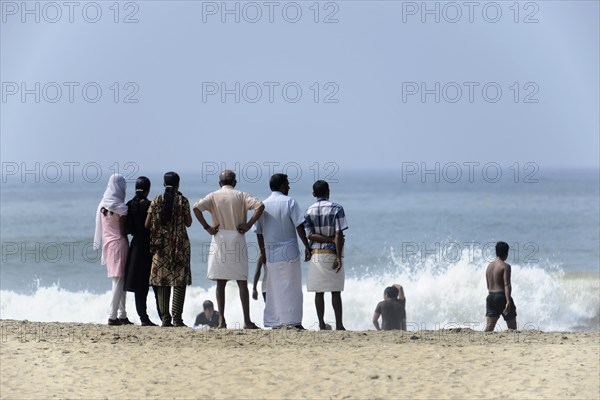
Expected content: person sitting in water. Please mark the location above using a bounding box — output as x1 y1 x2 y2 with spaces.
194 300 220 328
372 284 406 331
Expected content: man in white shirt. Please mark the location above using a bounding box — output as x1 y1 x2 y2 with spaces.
254 174 311 329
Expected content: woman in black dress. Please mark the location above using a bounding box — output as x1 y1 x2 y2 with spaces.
124 176 160 326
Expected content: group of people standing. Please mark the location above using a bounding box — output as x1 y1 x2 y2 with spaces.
93 170 349 329
248 174 348 330
94 172 190 326
94 171 518 332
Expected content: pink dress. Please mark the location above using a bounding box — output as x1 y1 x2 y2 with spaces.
101 212 128 277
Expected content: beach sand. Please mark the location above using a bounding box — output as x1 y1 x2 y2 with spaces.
1 320 598 399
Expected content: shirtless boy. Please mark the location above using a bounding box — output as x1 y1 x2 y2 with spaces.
485 241 517 332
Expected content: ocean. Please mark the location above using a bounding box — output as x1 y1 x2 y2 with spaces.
1 166 598 332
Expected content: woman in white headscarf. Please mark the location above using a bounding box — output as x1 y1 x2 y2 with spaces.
94 174 131 325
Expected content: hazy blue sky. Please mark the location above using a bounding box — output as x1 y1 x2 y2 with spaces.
1 1 599 178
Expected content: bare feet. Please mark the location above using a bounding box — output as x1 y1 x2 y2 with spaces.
244 322 260 329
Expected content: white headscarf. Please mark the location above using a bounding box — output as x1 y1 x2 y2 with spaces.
93 174 128 252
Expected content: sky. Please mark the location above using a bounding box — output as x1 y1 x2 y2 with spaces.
1 0 599 179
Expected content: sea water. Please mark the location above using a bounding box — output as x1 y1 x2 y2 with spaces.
1 168 598 331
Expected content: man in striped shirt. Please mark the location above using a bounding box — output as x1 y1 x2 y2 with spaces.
304 180 348 330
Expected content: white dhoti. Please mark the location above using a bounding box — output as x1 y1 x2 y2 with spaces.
207 229 249 281
264 257 303 326
307 253 344 292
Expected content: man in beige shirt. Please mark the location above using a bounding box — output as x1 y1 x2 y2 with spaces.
194 170 264 329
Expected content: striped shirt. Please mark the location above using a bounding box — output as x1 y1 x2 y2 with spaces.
304 198 348 251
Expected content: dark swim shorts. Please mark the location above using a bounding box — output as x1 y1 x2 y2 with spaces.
486 292 517 320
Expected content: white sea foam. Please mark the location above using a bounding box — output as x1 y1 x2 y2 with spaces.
1 249 598 331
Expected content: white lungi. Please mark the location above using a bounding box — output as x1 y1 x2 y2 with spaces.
264 257 303 326
307 253 345 292
207 229 249 281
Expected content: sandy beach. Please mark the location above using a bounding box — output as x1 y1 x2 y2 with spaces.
0 320 598 399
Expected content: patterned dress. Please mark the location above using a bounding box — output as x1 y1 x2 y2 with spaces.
147 193 191 287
